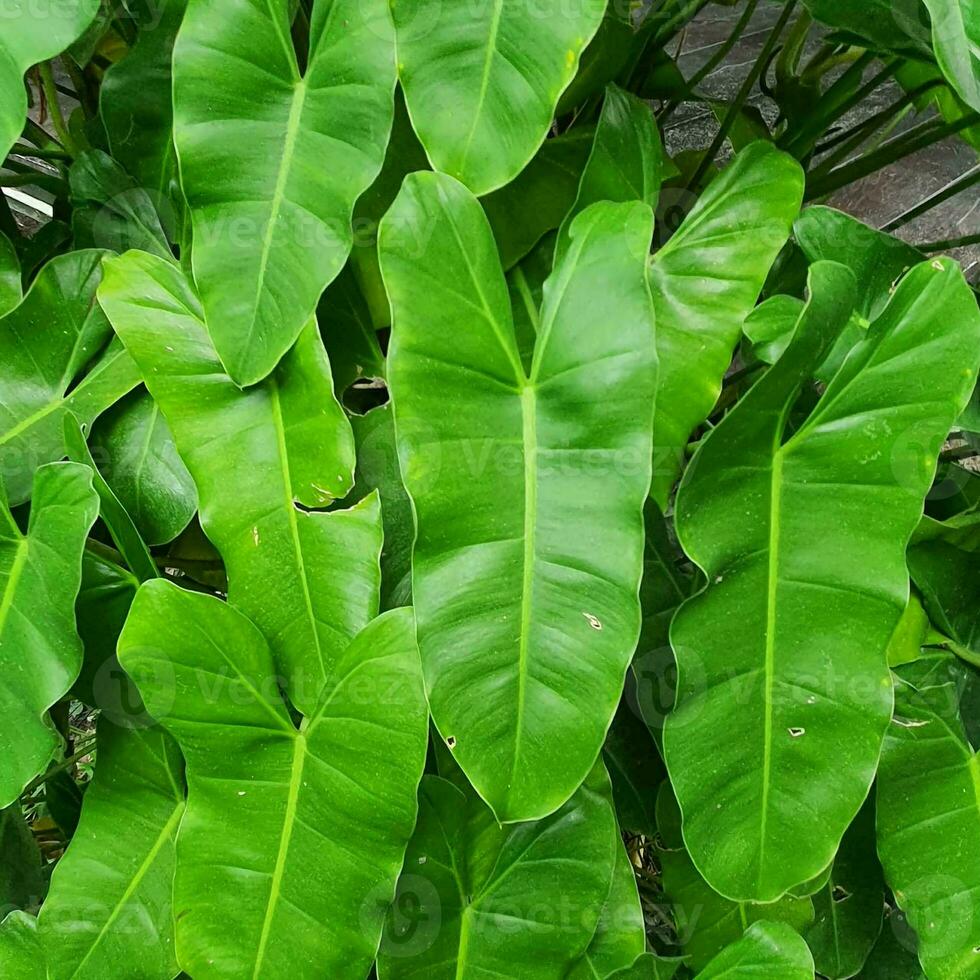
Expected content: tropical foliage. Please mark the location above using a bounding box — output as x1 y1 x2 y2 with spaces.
1 1 979 978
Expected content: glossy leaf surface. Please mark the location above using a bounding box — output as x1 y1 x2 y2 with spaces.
378 765 619 979
665 258 980 901
0 462 97 808
923 0 980 112
0 0 100 159
0 233 20 318
0 251 140 506
556 84 664 263
877 652 980 979
99 251 382 715
118 581 428 980
0 911 45 978
393 0 606 194
382 172 656 821
100 0 188 197
38 723 185 980
173 0 397 384
89 389 197 546
649 142 804 505
696 921 815 980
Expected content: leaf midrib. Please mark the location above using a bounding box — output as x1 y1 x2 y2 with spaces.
69 801 184 978
457 0 504 177
252 733 306 977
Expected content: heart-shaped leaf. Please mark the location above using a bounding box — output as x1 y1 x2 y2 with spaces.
381 171 656 821
665 257 980 901
118 581 429 980
98 251 382 715
173 0 397 384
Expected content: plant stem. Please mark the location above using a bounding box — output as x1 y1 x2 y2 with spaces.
22 739 97 796
9 142 72 161
814 79 942 163
37 62 78 158
805 112 980 200
61 55 95 118
779 53 892 157
659 0 761 123
918 232 980 252
883 165 980 231
686 0 798 194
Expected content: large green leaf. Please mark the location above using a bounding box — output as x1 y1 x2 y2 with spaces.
0 0 101 159
393 0 606 195
797 0 932 56
648 142 804 506
118 581 428 980
794 207 923 320
556 83 664 264
0 461 98 808
377 765 620 979
0 911 45 978
100 0 188 198
923 0 980 112
381 172 656 821
89 389 197 547
877 652 980 979
98 251 382 716
173 0 397 384
38 722 185 980
665 257 980 901
656 784 814 971
804 799 884 979
696 921 815 980
0 250 140 506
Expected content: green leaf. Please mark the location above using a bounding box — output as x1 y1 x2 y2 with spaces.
0 0 101 159
656 784 814 972
393 0 606 194
98 250 382 715
603 688 665 836
607 951 684 979
381 171 656 821
0 803 44 915
0 250 140 506
568 837 646 979
38 722 185 980
351 404 413 610
556 84 664 264
877 653 980 979
377 765 620 979
556 6 635 115
797 0 932 57
907 539 980 667
649 142 804 506
922 0 980 113
794 207 923 320
507 231 555 372
665 257 980 901
0 232 20 318
173 0 397 384
482 127 594 270
860 909 926 979
0 911 45 978
804 799 884 978
0 461 98 807
88 389 197 547
69 150 173 261
72 551 140 715
696 921 815 979
63 415 158 583
100 0 188 198
118 581 428 980
318 266 386 405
